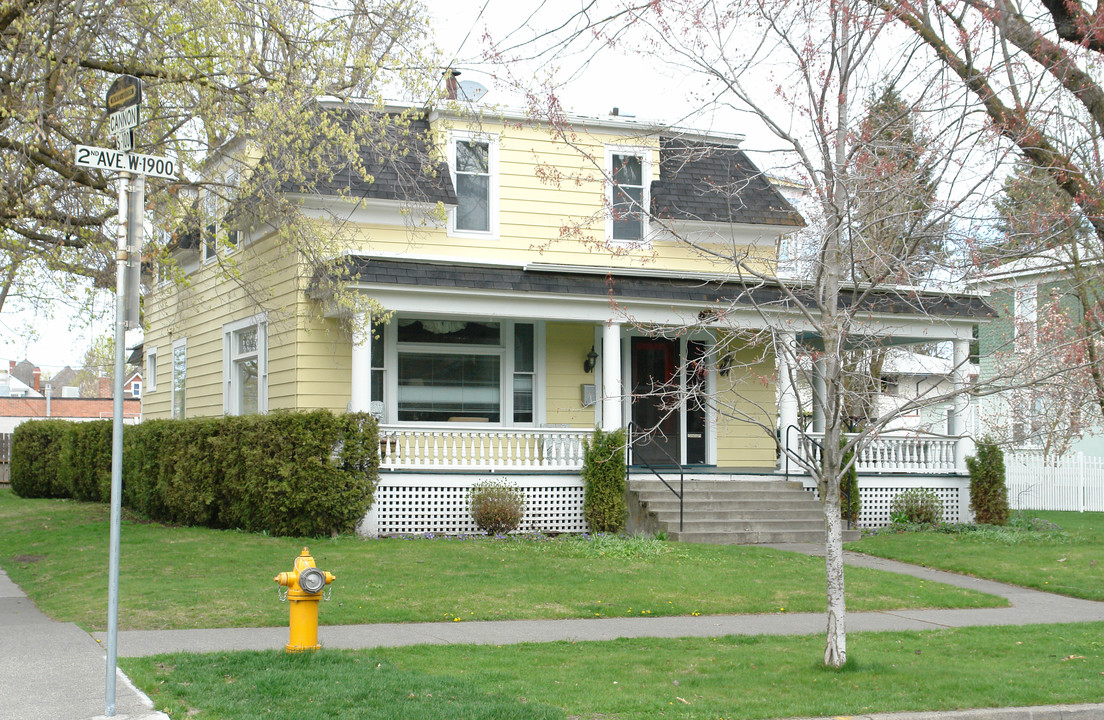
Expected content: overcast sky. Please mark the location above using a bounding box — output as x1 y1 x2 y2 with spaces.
1 0 777 375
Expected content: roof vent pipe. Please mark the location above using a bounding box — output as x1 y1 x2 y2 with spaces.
444 69 461 100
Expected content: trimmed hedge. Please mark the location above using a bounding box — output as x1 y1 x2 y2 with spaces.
9 420 73 498
582 427 627 533
60 420 114 502
9 410 378 537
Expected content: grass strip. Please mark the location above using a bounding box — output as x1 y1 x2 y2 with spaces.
0 490 1003 631
848 511 1104 601
122 622 1104 720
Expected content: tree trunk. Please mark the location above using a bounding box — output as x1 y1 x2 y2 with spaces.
823 470 847 668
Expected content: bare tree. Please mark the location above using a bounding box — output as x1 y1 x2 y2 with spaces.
0 0 442 327
481 0 998 667
872 0 1104 422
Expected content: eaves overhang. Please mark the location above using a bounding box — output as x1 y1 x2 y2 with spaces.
311 256 997 335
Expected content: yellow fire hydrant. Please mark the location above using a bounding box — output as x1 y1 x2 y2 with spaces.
274 547 335 653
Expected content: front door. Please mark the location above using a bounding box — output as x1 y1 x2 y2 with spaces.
631 337 680 466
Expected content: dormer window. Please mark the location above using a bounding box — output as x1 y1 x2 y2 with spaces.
607 147 651 243
449 132 498 237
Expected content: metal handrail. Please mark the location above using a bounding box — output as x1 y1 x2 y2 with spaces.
782 424 852 531
627 421 685 532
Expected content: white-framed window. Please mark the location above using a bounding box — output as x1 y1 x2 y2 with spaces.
146 346 157 392
171 338 187 419
606 145 652 244
201 168 240 263
131 380 142 398
448 131 499 238
223 314 267 415
389 318 540 424
1014 283 1037 352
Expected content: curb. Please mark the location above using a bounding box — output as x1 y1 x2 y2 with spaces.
782 703 1104 719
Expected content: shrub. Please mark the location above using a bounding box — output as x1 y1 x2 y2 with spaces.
838 436 861 526
890 488 944 525
11 410 378 537
9 420 72 498
59 420 114 503
966 439 1009 526
582 427 627 533
469 479 526 535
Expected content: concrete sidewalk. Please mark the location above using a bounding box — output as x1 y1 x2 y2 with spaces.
4 547 1104 720
0 567 166 720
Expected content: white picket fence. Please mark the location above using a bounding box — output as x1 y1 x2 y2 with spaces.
1006 452 1104 512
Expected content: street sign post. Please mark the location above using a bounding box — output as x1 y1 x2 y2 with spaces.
99 73 147 719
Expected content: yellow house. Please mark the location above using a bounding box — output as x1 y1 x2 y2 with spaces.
142 102 990 539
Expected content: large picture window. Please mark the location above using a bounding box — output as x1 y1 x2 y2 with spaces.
394 319 536 424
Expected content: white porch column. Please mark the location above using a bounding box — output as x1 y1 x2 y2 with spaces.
778 331 800 460
350 313 372 413
601 321 622 431
812 355 827 434
951 338 972 474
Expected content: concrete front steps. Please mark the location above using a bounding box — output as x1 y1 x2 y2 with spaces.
627 474 861 545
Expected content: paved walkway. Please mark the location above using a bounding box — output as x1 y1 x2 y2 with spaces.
3 547 1104 719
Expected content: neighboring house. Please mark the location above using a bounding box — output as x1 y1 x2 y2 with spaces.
141 101 992 536
973 253 1104 457
875 349 974 435
0 360 141 434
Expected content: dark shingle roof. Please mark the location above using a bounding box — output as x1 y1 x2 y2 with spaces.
322 257 995 320
651 137 804 227
281 115 456 206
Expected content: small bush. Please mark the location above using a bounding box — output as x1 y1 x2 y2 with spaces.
469 479 525 535
967 439 1009 526
838 437 861 526
582 427 627 533
890 488 944 525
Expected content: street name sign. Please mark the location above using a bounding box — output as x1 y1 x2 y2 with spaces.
114 130 134 153
75 145 177 179
107 105 139 135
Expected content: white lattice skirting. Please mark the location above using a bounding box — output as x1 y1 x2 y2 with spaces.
359 474 587 538
803 475 972 528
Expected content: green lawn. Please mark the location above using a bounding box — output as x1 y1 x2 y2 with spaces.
0 489 1003 631
122 622 1104 720
847 511 1104 600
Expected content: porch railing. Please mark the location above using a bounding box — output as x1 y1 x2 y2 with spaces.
378 425 593 471
801 432 958 474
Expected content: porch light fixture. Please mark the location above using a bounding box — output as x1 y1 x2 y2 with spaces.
583 346 598 373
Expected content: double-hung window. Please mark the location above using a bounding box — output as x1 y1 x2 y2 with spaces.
201 168 240 262
146 346 157 392
393 319 537 424
607 147 651 243
449 132 498 237
223 315 267 415
171 338 187 419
